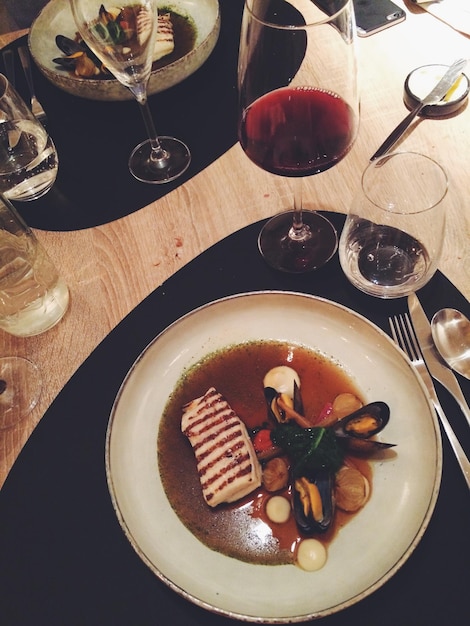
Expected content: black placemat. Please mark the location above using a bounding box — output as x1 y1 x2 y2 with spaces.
0 214 469 626
0 0 243 231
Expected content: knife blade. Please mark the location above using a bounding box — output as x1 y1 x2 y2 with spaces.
408 292 470 428
371 58 468 160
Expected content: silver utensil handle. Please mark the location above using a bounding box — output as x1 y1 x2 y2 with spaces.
370 103 423 161
443 379 470 429
440 374 470 428
433 399 470 490
455 393 470 428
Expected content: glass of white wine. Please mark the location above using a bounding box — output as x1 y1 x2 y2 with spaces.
0 356 42 430
0 193 69 337
70 0 191 183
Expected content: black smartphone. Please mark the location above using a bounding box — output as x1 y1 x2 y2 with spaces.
353 0 406 37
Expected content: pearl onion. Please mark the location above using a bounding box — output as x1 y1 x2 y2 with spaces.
265 495 291 524
296 539 327 571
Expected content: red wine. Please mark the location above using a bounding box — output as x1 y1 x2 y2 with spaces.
239 87 355 177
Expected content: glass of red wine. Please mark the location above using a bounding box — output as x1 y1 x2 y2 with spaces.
238 0 359 272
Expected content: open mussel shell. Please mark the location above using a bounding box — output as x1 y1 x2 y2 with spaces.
55 35 86 56
333 401 395 452
263 366 304 423
293 381 303 414
340 438 395 453
52 57 78 70
264 382 304 423
334 401 390 439
292 469 335 535
53 36 87 72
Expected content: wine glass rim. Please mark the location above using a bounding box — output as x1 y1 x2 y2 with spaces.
244 0 351 29
362 151 449 215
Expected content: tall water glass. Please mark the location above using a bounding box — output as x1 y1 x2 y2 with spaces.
0 193 69 336
339 152 448 298
0 74 58 201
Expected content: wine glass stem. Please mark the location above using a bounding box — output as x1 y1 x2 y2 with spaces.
290 178 310 241
138 99 170 168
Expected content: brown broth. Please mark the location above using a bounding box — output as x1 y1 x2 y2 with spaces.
157 340 369 566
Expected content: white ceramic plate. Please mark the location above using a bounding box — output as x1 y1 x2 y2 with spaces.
106 292 441 622
29 0 220 101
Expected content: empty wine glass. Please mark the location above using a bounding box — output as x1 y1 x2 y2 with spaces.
238 0 359 272
70 0 190 183
0 356 42 430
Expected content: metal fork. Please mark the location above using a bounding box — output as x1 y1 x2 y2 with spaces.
389 313 470 490
17 46 47 127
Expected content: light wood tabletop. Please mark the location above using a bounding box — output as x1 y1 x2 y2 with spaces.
0 1 469 488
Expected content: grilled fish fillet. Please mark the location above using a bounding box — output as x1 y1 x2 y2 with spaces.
154 13 174 61
182 387 262 507
136 6 152 46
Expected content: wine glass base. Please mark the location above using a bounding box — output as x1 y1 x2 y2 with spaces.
129 136 191 184
258 210 338 273
0 357 42 430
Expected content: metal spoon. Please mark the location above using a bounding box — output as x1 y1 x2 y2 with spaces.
431 309 470 380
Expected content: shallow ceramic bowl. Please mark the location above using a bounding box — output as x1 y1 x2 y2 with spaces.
106 292 441 622
29 0 220 101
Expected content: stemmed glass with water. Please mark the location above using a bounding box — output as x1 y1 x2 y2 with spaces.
238 0 359 272
70 0 191 183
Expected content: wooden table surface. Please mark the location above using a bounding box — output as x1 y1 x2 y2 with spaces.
1 1 469 488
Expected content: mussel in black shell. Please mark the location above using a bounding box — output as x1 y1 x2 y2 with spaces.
55 34 87 57
293 469 335 534
333 401 395 453
263 365 304 424
53 35 103 77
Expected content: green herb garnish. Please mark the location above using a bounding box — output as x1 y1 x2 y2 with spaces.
271 422 344 475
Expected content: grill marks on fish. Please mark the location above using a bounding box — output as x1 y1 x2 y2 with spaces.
136 6 153 45
154 13 174 61
182 388 262 507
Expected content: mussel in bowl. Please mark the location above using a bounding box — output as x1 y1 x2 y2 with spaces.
333 401 395 453
53 35 104 78
293 469 335 534
263 365 305 425
55 35 85 57
263 365 395 538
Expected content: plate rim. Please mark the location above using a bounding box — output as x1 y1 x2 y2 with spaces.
105 290 442 623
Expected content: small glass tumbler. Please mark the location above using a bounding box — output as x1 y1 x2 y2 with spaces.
339 152 448 298
0 74 58 201
0 193 69 336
